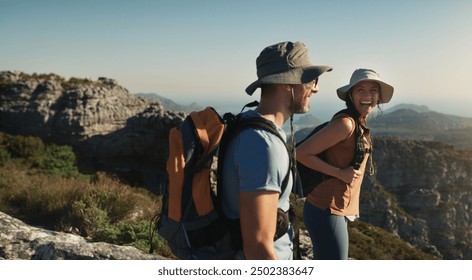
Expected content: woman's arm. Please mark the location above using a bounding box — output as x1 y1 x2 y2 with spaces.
296 117 362 184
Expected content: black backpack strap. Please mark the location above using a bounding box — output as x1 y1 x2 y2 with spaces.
333 109 367 170
352 120 364 170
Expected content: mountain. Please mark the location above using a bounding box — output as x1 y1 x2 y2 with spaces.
362 137 472 259
0 70 185 192
368 109 472 150
281 114 323 134
370 108 472 131
295 113 323 126
384 103 432 114
296 106 472 150
135 93 202 113
1 71 471 259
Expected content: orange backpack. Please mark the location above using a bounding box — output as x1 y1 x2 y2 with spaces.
155 103 291 259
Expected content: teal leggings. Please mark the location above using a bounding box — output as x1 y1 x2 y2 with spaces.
303 202 349 260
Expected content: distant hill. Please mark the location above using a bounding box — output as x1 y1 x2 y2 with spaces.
283 113 323 134
295 106 472 150
368 109 472 149
135 93 202 113
370 109 472 131
295 114 323 126
384 103 431 114
133 94 472 150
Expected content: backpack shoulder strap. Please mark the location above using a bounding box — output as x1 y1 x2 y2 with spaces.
295 120 329 147
333 109 367 169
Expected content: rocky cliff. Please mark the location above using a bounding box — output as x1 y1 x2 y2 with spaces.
0 212 163 260
362 137 472 259
0 71 184 192
1 71 471 259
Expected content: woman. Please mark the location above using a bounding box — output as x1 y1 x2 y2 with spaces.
296 68 394 260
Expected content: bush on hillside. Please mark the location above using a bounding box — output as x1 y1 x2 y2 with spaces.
3 134 45 159
36 144 81 178
0 148 11 166
2 134 172 258
0 132 80 178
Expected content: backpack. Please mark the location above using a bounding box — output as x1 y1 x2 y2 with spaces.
154 102 292 259
295 109 368 197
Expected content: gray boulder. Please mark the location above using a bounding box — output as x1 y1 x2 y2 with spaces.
0 211 164 260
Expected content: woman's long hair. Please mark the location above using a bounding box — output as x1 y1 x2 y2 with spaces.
344 89 379 176
344 90 363 124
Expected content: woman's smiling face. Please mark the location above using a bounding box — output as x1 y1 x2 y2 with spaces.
351 80 380 117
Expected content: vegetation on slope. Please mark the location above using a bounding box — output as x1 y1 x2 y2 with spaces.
0 132 172 258
0 131 436 259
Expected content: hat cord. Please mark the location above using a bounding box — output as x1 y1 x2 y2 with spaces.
289 88 301 196
290 88 296 158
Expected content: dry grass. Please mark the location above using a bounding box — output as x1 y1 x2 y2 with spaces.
0 161 173 258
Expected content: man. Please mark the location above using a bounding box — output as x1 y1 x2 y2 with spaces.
221 41 332 259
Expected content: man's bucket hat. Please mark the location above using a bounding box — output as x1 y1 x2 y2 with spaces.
337 68 394 104
245 41 332 95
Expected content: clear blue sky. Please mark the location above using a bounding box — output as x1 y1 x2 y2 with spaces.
1 0 471 119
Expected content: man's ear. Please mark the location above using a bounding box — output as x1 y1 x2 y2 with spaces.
282 84 293 92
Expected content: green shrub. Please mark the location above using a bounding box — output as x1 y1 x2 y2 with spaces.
0 133 81 178
61 77 92 89
37 144 80 178
115 220 172 257
71 200 111 238
64 173 168 254
5 134 45 159
30 72 62 80
2 174 84 227
0 148 11 166
0 132 171 258
70 199 170 256
348 221 437 259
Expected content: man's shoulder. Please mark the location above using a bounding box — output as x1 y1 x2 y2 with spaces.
239 111 287 143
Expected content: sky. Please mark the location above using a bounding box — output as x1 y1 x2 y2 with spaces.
1 0 471 119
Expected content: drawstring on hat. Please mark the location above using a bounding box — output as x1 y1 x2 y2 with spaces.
290 88 296 156
289 88 303 197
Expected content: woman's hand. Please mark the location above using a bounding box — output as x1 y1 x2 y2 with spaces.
337 166 363 185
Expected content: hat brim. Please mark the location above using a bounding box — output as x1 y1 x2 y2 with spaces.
337 79 394 104
245 65 333 95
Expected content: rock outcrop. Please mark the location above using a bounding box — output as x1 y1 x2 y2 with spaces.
1 71 471 259
361 137 472 259
0 212 164 260
0 209 314 260
0 71 184 192
0 71 151 141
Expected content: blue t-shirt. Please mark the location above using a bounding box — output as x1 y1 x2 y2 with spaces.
221 110 293 260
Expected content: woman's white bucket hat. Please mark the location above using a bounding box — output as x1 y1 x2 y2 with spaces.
337 68 394 104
